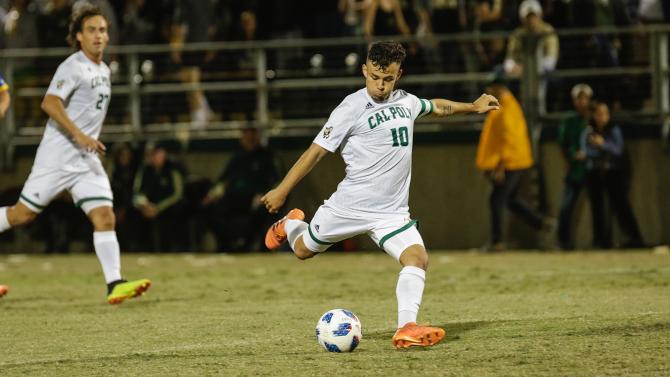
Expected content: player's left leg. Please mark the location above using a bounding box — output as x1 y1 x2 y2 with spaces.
73 172 151 304
371 221 445 348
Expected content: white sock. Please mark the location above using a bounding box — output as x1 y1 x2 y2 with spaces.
396 266 426 328
0 207 10 233
93 231 122 284
285 219 308 250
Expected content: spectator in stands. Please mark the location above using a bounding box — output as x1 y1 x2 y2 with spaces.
201 127 281 252
420 0 468 73
119 0 158 45
557 83 593 250
133 143 185 251
363 0 412 38
473 0 516 71
634 0 670 24
36 0 71 47
503 0 558 113
170 0 216 128
581 101 645 249
476 77 554 251
340 0 372 36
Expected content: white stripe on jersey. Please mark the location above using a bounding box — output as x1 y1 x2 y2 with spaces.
313 88 432 217
34 51 111 172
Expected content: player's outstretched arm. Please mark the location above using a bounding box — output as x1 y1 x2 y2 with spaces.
41 95 106 155
261 143 329 213
430 94 500 117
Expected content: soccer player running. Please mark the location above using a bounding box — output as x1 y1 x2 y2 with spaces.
262 41 500 348
0 5 151 304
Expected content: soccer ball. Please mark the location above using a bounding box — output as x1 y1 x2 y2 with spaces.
315 309 362 352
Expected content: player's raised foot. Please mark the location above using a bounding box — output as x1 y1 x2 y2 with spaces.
107 279 151 305
265 208 305 250
392 322 446 349
0 284 8 298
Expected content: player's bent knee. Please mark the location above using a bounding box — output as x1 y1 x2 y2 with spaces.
293 237 316 260
8 203 38 226
88 207 116 231
399 244 429 270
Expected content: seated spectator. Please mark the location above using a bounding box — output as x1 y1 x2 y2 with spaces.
473 0 513 71
363 0 411 38
581 101 645 249
201 127 281 252
557 83 592 250
133 143 185 251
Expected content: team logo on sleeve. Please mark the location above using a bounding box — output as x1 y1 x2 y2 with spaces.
56 80 65 89
322 127 333 139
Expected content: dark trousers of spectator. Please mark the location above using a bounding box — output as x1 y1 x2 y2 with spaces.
586 169 644 249
490 169 544 244
558 180 585 249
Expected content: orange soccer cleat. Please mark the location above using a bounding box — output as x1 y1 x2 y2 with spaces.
392 322 446 349
264 208 305 250
0 284 8 298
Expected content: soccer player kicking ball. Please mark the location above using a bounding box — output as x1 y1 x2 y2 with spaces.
262 41 500 348
0 5 150 304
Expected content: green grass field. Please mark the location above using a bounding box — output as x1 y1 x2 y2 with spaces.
0 251 668 376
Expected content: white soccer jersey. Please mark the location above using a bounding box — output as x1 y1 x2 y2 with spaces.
34 51 111 172
313 88 433 217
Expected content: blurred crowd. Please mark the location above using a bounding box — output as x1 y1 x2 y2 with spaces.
2 0 668 125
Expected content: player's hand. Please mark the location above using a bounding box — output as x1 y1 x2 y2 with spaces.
261 188 287 214
473 94 500 114
75 133 106 155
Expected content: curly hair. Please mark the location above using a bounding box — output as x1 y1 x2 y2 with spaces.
367 42 407 70
66 4 107 49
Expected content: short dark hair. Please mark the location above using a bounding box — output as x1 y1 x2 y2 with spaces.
67 4 107 49
367 42 406 70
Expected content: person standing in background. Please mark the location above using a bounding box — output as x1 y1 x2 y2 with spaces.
582 101 645 249
557 83 592 250
476 77 554 251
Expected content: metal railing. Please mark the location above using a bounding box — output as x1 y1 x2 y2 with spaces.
0 25 668 168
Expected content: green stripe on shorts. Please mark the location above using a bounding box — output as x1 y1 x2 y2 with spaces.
308 225 332 246
379 220 418 249
20 194 46 209
75 196 113 208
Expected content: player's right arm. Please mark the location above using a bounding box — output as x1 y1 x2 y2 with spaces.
261 143 329 213
41 95 106 154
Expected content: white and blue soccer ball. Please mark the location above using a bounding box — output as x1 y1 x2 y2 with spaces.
315 309 362 352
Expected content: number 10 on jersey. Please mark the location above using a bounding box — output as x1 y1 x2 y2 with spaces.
391 126 409 147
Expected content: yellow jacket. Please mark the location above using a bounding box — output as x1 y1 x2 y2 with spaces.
475 91 534 171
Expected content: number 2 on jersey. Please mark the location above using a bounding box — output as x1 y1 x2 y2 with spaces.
96 94 109 110
391 126 409 147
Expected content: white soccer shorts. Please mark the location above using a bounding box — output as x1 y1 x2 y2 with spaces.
302 204 425 261
19 167 114 214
